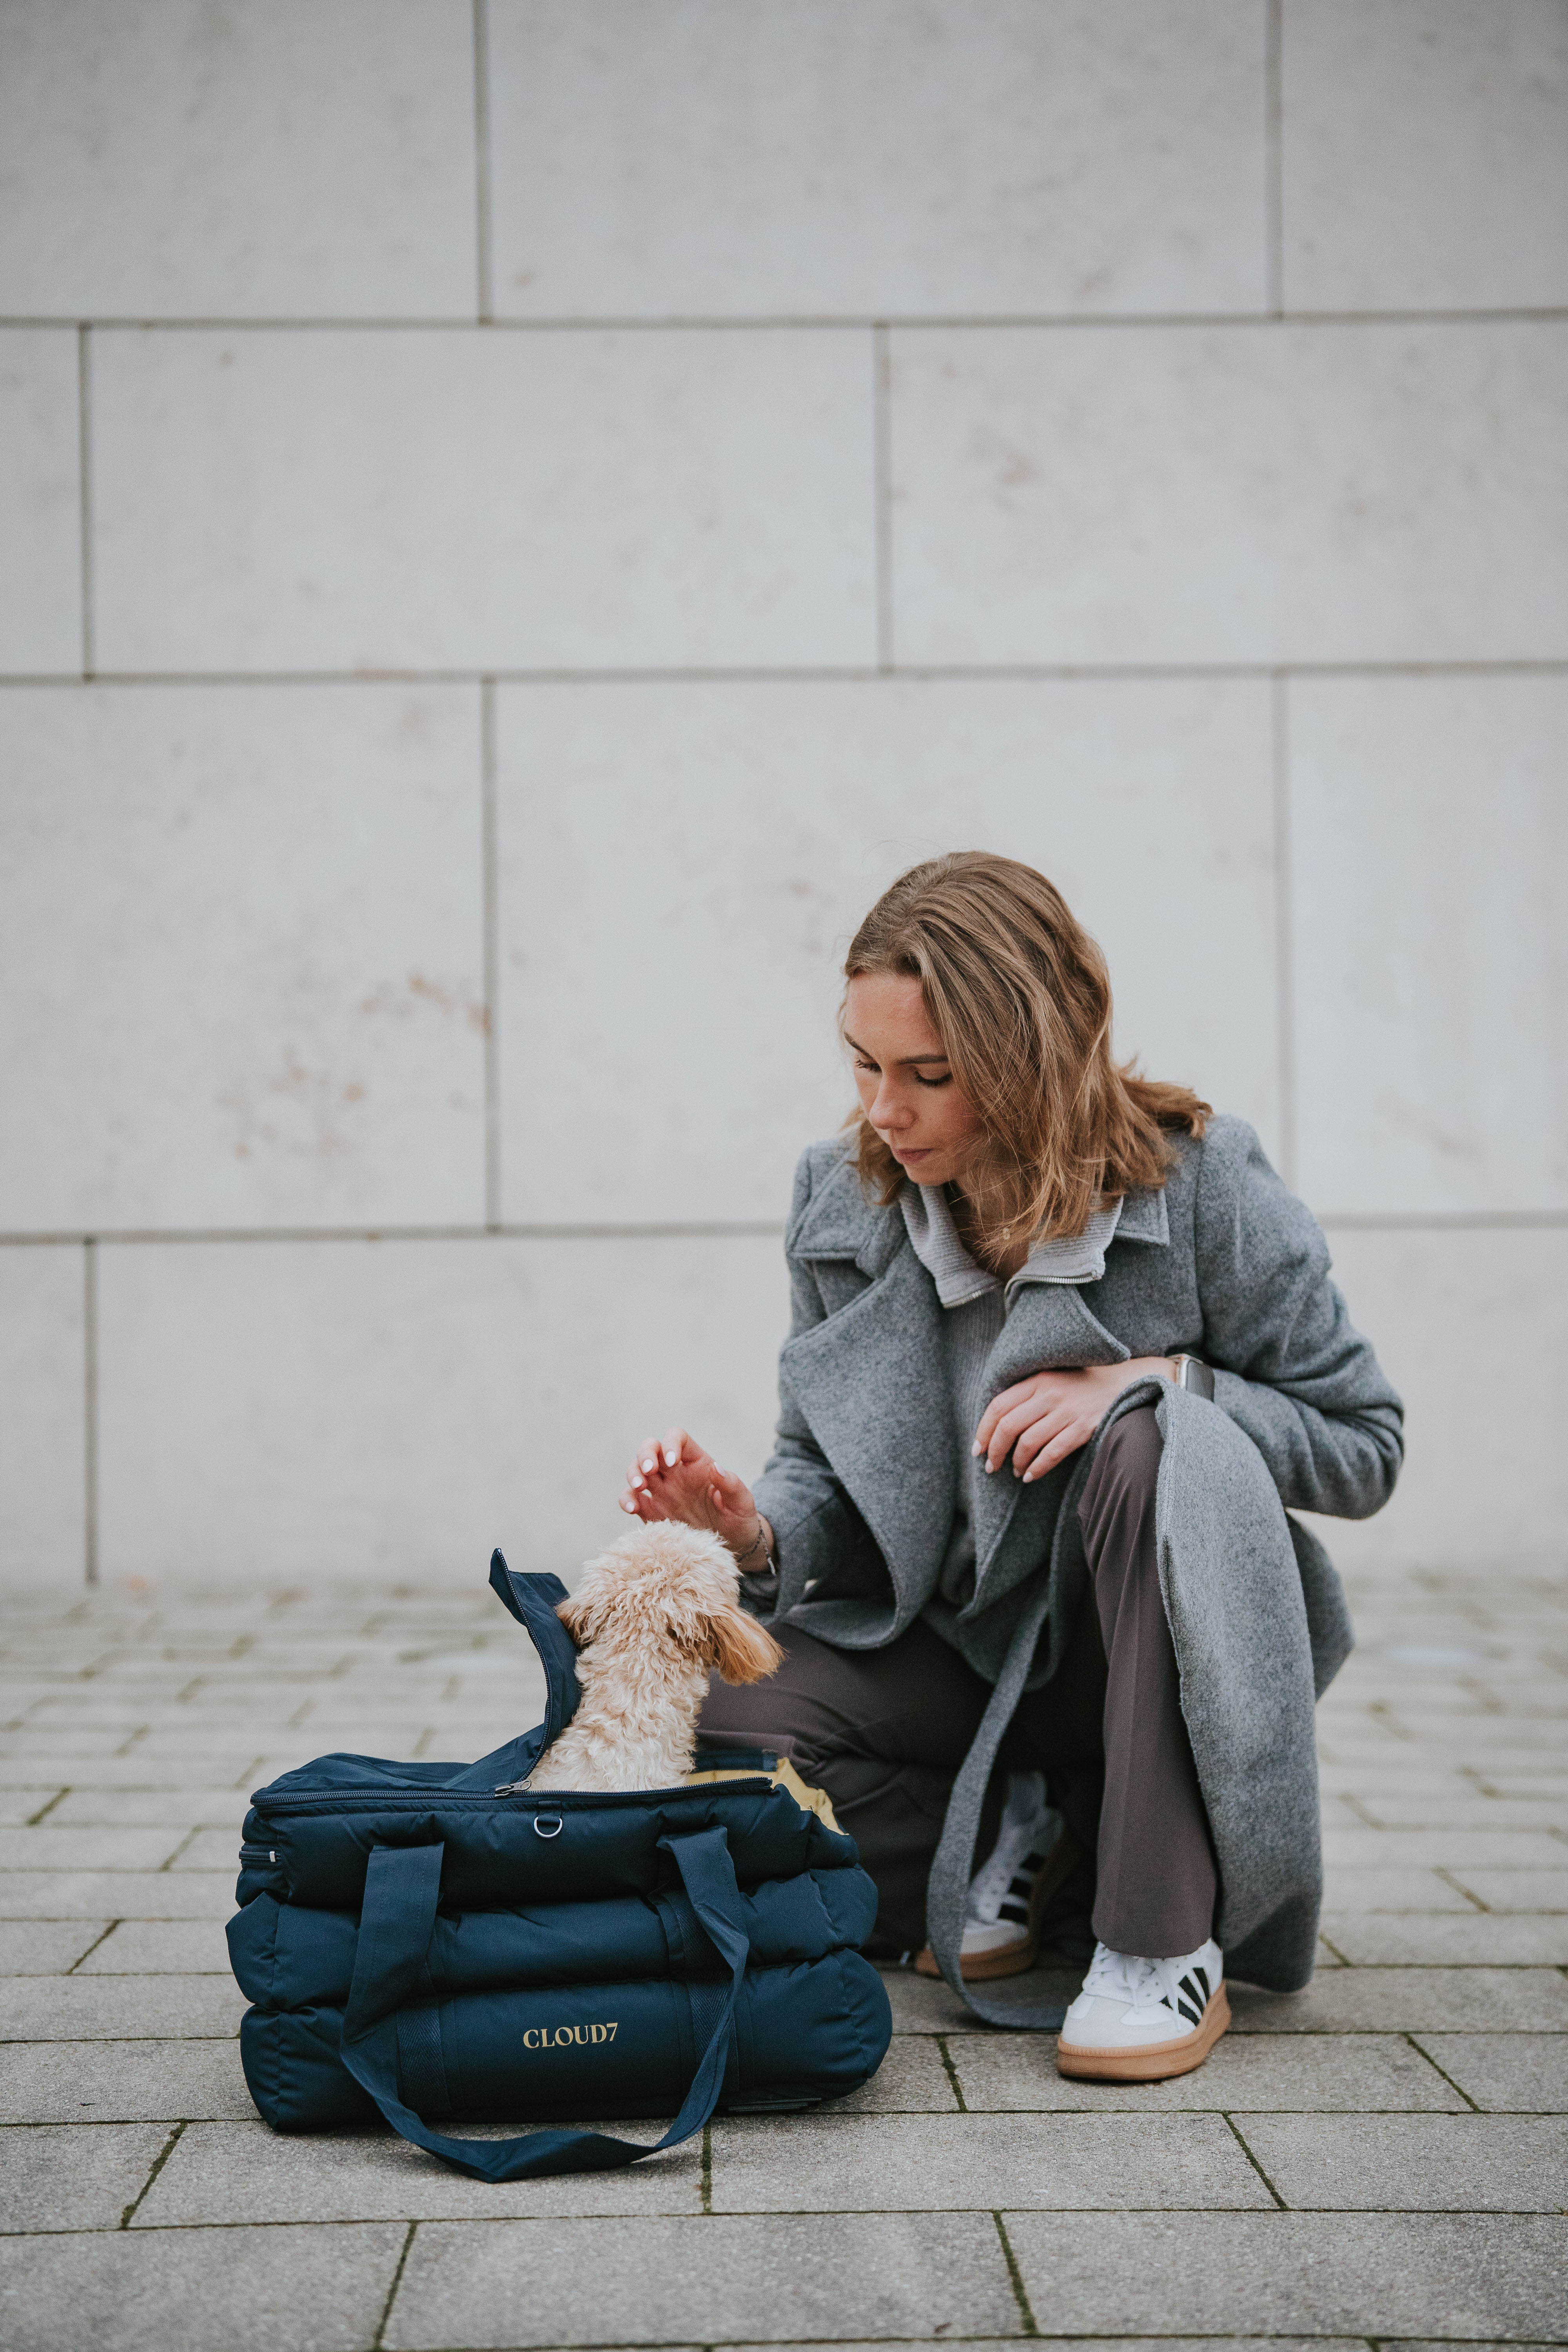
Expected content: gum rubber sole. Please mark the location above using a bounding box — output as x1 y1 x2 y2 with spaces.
1055 1980 1231 2082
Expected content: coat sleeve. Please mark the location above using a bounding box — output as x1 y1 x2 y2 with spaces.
748 1149 884 1615
1193 1119 1404 1519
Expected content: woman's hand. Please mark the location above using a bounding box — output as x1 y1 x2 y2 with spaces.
619 1426 773 1570
973 1359 1176 1484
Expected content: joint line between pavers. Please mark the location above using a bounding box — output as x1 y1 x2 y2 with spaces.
700 2120 713 2214
25 1787 70 1827
374 2218 418 2352
66 1917 122 1973
935 2033 969 2111
1221 2111 1288 2208
992 2209 1040 2337
118 2118 183 2228
1403 2031 1484 2113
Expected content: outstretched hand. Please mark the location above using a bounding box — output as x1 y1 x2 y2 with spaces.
619 1426 771 1568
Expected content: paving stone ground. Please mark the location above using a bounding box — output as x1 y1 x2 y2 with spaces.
0 1559 1564 2351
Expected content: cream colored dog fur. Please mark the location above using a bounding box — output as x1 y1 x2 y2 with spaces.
524 1522 783 1793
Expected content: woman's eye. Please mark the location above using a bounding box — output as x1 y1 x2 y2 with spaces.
915 1072 953 1089
855 1058 878 1074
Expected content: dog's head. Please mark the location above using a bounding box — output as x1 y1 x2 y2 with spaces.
558 1522 784 1686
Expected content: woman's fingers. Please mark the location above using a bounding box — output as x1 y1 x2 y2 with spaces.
1018 1416 1095 1481
660 1426 693 1470
1007 1407 1074 1478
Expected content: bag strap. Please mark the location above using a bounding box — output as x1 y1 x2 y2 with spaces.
338 1824 749 2182
447 1551 584 1793
924 1576 1068 2032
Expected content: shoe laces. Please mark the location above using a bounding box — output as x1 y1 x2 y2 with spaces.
1086 1942 1216 2022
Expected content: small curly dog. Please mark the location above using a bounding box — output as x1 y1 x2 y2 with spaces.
525 1521 784 1792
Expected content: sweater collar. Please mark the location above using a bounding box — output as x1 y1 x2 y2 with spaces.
899 1182 1127 1310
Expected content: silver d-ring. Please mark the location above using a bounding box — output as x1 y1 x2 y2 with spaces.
532 1813 564 1840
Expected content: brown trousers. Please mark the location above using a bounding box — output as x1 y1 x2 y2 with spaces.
700 1404 1218 1959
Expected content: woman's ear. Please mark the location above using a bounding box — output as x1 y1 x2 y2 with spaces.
710 1604 784 1687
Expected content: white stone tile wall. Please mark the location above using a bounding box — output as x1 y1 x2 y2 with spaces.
0 2 1563 1586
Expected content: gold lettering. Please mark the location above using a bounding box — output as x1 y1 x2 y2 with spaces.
520 2020 618 2051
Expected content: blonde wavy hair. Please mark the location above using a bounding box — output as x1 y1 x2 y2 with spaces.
844 852 1209 1251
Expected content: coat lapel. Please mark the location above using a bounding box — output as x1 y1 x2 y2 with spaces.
783 1166 955 1606
967 1281 1131 1591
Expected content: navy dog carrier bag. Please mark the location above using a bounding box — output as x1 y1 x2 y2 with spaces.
227 1552 892 2181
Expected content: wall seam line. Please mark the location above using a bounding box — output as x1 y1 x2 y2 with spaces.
873 321 893 671
472 0 493 323
77 322 94 679
481 677 501 1227
1265 0 1284 316
83 1237 98 1587
1272 670 1296 1189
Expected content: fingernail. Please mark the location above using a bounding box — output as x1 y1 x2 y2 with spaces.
665 1449 678 1466
984 1461 995 1475
621 1499 635 1513
641 1459 655 1474
970 1441 982 1457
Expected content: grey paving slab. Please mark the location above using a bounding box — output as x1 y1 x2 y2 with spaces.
1451 1867 1568 1911
824 2033 957 2111
1319 1912 1568 1964
47 1788 251 1829
74 1918 230 1974
0 1871 236 1919
0 1732 132 1757
1238 2111 1568 2210
136 2117 704 2223
1353 1795 1568 1829
1414 2033 1568 2113
1318 1865 1476 1911
0 2220 405 2352
708 2109 1272 2211
0 1920 110 1974
0 1755 258 1791
1319 1827 1568 1867
1002 2210 1568 2337
0 1827 186 1872
383 2212 1021 2348
878 1963 1082 2033
0 2039 254 2123
0 2121 170 2231
0 1792 65 1826
951 2030 1463 2112
0 1975 245 2040
1229 1967 1568 2033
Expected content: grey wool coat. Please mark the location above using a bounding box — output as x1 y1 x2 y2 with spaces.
749 1115 1404 1997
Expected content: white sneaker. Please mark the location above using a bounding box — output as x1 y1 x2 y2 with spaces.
916 1773 1073 1982
1056 1936 1229 2081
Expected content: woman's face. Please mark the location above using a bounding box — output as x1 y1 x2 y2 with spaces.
844 971 985 1187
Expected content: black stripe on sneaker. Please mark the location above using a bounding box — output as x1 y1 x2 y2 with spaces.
1192 1964 1210 2000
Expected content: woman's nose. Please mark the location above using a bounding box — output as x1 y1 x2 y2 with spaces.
871 1080 909 1132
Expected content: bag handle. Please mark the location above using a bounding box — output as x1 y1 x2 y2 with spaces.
925 1579 1069 2032
447 1551 584 1793
338 1824 749 2182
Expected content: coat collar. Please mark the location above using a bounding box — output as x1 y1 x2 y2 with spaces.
793 1151 1169 1270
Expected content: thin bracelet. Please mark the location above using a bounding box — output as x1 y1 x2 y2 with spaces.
733 1521 773 1572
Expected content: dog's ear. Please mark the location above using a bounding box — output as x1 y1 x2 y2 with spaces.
555 1591 597 1647
709 1603 784 1687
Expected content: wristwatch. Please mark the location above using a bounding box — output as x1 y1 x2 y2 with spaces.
1170 1354 1215 1400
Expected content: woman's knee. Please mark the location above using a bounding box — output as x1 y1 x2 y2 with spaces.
1079 1401 1161 1532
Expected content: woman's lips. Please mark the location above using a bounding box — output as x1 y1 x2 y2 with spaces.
891 1146 931 1163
